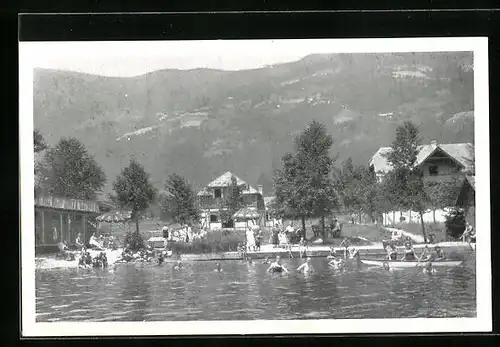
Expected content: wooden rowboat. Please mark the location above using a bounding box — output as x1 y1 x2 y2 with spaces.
360 259 463 268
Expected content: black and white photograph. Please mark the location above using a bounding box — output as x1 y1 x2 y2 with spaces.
20 38 491 336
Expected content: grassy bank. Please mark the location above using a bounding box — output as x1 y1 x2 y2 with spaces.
395 222 449 243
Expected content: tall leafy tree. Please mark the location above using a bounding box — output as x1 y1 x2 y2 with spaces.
34 129 48 153
382 121 430 242
163 173 200 226
38 137 106 200
34 129 48 194
425 178 462 223
219 175 245 226
110 159 157 238
274 120 340 238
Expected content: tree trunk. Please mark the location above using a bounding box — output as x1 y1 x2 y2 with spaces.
433 209 436 224
321 216 326 239
301 216 306 239
419 211 428 243
135 217 140 235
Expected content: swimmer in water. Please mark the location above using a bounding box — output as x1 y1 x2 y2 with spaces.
172 260 183 271
296 257 314 274
382 261 393 272
327 248 337 260
266 256 289 274
214 262 223 272
422 261 437 274
262 256 271 264
328 253 345 270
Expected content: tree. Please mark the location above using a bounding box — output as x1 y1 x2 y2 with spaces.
110 159 157 248
336 159 382 224
34 129 48 153
219 175 245 227
38 137 106 200
163 173 200 226
382 121 430 242
34 129 48 194
274 120 340 239
425 178 462 223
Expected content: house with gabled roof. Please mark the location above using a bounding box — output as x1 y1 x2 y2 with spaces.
197 171 265 230
370 140 474 183
369 140 475 225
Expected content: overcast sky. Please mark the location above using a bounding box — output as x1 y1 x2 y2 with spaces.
23 40 322 77
20 38 478 77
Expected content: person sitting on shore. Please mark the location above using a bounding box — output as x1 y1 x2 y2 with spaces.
116 248 134 263
89 233 104 250
266 256 289 274
173 260 183 271
108 235 117 250
401 242 416 261
75 233 85 251
297 257 314 274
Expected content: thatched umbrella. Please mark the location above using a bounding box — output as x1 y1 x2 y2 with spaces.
96 210 132 233
97 210 132 223
233 208 261 228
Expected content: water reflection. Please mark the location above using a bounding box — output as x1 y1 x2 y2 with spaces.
36 256 476 322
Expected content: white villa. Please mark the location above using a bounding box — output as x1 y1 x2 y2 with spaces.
197 171 266 230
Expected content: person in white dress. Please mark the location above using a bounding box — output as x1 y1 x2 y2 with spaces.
246 226 256 251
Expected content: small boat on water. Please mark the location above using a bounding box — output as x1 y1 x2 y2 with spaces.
360 259 463 268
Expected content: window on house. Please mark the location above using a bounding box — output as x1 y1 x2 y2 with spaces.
429 165 439 176
210 214 218 222
214 188 222 199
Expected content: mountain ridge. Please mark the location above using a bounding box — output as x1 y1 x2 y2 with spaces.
33 52 474 197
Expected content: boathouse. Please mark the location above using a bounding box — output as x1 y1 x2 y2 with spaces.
35 195 100 253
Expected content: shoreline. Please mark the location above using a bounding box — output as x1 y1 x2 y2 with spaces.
35 241 474 269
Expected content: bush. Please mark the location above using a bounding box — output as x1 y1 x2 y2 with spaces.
169 230 245 254
124 231 145 251
444 208 466 239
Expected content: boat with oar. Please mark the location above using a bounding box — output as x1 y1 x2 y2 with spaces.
361 259 463 268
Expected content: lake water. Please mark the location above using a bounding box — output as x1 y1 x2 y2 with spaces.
35 255 476 322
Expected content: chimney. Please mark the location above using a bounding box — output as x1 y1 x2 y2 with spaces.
257 185 264 195
430 139 437 146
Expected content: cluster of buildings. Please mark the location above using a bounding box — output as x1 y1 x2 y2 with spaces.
33 140 475 252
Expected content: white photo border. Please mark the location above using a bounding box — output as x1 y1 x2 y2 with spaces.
20 37 490 336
